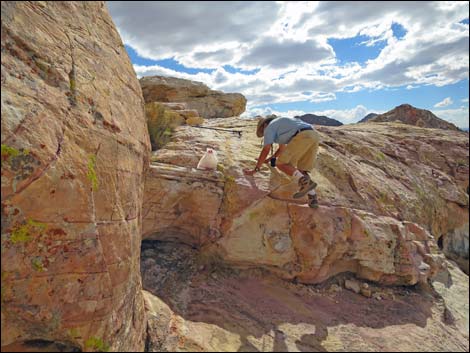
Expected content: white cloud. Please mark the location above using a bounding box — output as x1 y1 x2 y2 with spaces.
312 105 384 124
432 106 469 129
434 97 454 108
462 98 469 103
108 1 469 126
238 37 334 69
108 1 281 68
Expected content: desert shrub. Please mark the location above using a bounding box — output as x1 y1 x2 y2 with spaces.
145 103 182 150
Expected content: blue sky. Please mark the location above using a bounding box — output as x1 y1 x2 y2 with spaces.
109 1 469 128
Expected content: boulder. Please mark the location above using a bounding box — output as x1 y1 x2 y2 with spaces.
140 75 247 119
344 279 361 294
1 2 149 350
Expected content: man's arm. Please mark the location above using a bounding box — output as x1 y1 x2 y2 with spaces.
244 144 271 175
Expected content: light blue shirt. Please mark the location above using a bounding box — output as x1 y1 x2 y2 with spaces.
263 117 312 146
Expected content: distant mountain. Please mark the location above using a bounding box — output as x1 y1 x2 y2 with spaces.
294 114 343 126
366 104 460 131
358 113 378 123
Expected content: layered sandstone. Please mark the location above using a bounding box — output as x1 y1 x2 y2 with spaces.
144 118 469 284
1 2 149 351
140 75 247 119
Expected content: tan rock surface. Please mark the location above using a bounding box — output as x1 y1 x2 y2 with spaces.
144 118 469 283
1 2 149 351
140 75 247 119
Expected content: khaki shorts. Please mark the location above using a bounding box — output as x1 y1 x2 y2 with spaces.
277 129 320 171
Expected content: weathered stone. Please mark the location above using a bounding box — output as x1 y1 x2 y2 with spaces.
344 279 361 294
143 117 469 283
1 2 149 350
143 163 224 246
140 75 247 119
433 261 469 334
144 290 242 352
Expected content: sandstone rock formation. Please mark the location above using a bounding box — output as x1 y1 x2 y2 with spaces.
1 2 149 351
141 117 469 351
144 118 469 284
367 104 460 130
140 75 247 119
295 114 343 126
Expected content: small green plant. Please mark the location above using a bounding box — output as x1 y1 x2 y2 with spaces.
375 151 386 162
87 154 98 191
1 144 20 159
85 336 109 352
10 219 46 244
31 257 45 272
378 191 388 204
68 328 80 338
1 144 30 163
224 174 235 183
146 103 178 150
249 211 259 221
217 164 225 173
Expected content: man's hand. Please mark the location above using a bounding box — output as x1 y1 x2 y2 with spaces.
244 144 271 176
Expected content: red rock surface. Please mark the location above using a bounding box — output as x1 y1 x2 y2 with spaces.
1 2 150 351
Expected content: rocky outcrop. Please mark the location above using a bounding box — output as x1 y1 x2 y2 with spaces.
143 118 469 284
367 104 460 130
140 75 247 119
1 2 149 351
358 113 378 123
295 114 343 126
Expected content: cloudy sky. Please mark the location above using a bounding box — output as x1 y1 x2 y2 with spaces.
108 1 469 128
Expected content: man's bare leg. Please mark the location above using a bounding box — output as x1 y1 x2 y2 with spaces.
277 163 317 199
276 162 296 176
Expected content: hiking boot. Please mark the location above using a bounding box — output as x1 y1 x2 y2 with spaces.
293 174 317 199
307 193 319 208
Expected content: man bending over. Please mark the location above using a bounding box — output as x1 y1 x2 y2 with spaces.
243 115 321 208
